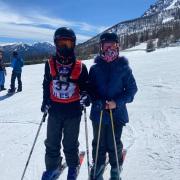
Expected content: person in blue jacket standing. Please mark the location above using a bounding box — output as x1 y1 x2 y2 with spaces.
0 49 7 91
8 51 24 93
89 32 138 180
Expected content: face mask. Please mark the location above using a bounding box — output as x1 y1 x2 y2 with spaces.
57 46 74 58
56 48 75 65
101 42 119 62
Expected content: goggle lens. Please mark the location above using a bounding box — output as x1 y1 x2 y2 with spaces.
56 39 74 48
102 42 118 51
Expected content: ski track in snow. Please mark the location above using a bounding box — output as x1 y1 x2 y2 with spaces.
0 45 180 180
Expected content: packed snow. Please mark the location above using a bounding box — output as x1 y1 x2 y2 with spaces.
0 45 180 180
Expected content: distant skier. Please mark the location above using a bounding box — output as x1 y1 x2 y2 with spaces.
41 27 90 180
0 49 7 91
8 51 24 93
88 32 138 179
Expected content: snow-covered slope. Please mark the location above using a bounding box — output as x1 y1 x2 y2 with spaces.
0 45 180 180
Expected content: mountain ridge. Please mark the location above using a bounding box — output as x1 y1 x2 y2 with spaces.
0 42 55 63
1 0 180 61
76 0 180 58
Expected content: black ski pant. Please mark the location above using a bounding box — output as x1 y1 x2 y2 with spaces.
45 111 81 171
92 121 123 168
10 71 22 90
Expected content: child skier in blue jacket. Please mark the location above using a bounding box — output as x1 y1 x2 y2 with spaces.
89 32 138 180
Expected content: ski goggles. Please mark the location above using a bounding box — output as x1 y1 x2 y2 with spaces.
56 38 74 49
101 42 119 51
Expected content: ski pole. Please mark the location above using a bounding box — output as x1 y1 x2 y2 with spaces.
109 109 120 180
83 106 90 177
93 110 103 179
21 112 47 180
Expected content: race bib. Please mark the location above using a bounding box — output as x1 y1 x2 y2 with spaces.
52 80 76 99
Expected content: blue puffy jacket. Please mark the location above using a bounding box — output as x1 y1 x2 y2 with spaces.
89 56 138 125
11 57 24 73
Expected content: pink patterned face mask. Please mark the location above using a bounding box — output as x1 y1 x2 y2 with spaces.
101 42 119 62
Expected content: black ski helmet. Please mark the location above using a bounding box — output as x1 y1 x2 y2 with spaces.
13 51 18 56
54 27 76 65
54 27 76 45
100 32 119 43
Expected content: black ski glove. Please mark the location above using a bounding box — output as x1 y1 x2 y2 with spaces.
41 99 51 113
80 92 91 107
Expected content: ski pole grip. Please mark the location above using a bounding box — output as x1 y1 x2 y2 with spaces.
83 105 86 112
42 112 47 122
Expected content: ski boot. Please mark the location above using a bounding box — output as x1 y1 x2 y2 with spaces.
7 88 16 94
89 164 105 180
109 167 122 180
17 87 22 92
0 85 6 91
41 168 60 180
67 166 79 180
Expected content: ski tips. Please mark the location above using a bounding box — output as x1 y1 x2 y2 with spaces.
79 151 85 165
122 149 127 162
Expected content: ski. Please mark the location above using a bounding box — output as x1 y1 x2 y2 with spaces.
0 88 6 92
89 154 109 180
6 88 18 96
122 149 127 165
57 151 85 179
89 149 127 180
59 161 68 175
109 149 127 180
76 151 86 177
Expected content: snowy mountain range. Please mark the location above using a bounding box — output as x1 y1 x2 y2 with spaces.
0 42 55 63
76 0 180 58
143 0 180 16
1 0 180 61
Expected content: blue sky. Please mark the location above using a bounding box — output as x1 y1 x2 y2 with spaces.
0 0 156 44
